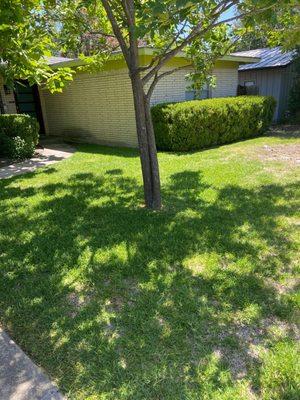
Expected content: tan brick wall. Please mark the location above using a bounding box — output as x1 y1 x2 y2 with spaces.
0 76 17 114
212 67 238 98
41 68 138 147
41 62 239 147
149 65 238 105
148 67 193 105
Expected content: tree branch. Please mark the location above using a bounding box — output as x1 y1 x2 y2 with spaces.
142 1 275 85
139 2 233 75
139 1 236 75
100 0 130 65
121 0 133 26
124 0 141 75
142 2 232 84
137 55 159 73
146 64 193 99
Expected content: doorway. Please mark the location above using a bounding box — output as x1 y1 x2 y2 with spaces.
14 81 45 134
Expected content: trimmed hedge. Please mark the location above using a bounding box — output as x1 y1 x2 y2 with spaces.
0 114 39 160
151 96 276 151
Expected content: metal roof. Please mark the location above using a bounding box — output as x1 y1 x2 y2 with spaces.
234 47 296 71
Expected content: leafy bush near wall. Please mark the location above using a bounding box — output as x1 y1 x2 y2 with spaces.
151 96 276 151
287 54 300 123
0 114 39 160
288 79 300 122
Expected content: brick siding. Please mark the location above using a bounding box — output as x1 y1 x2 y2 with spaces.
40 63 239 147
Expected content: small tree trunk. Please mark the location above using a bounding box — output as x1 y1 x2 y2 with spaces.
144 96 161 209
130 74 161 209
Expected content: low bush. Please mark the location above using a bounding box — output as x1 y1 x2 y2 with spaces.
151 96 276 151
0 114 39 160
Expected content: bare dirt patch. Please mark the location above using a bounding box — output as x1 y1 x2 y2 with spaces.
265 276 300 296
210 315 299 383
246 125 300 168
256 143 300 165
67 287 95 318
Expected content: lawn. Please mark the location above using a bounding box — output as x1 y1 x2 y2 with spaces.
0 128 299 399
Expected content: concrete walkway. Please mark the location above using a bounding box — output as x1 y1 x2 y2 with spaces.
0 143 75 179
0 328 64 400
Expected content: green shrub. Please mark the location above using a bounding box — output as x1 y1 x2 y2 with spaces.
288 78 300 123
151 96 276 151
0 114 39 160
287 52 300 122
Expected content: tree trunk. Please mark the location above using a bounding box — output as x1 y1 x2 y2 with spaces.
130 74 161 210
144 96 161 209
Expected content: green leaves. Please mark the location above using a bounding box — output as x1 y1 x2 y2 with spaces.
45 68 75 93
0 0 56 87
235 0 300 50
152 96 276 151
0 114 39 160
0 0 298 96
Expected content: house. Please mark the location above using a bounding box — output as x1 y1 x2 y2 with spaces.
0 47 258 147
233 47 296 122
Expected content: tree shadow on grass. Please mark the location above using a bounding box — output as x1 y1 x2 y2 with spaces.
78 144 139 158
0 167 298 399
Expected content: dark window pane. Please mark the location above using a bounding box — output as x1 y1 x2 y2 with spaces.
16 93 34 102
18 103 36 112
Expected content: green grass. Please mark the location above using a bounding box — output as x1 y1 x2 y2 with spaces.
0 129 299 399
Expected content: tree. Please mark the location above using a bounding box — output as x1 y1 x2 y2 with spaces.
1 1 299 209
65 0 298 209
288 48 300 121
234 3 300 51
234 29 268 51
0 0 73 90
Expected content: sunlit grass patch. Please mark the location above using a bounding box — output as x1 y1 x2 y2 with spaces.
0 129 299 399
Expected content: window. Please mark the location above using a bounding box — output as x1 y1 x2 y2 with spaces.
244 81 259 95
185 84 210 101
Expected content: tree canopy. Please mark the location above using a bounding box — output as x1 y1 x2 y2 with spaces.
0 0 73 90
1 1 299 90
1 0 299 208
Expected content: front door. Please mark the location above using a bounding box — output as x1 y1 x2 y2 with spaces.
14 81 45 134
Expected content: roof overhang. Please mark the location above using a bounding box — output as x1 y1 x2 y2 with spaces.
137 47 260 63
220 54 261 63
49 59 84 68
48 46 261 69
